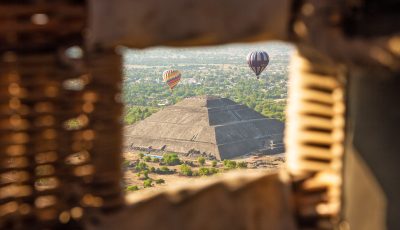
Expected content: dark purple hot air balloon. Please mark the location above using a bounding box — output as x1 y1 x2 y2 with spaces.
247 51 270 79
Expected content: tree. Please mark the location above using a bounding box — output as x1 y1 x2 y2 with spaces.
124 106 159 125
143 179 153 188
155 179 165 184
237 161 247 168
197 157 206 166
138 153 144 159
211 160 217 167
210 168 219 174
160 166 170 173
180 164 193 176
162 153 181 166
135 162 148 172
142 170 149 179
156 166 173 175
198 167 219 176
223 160 237 169
126 185 139 192
144 156 151 162
198 167 211 176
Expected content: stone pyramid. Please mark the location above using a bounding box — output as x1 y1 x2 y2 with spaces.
124 96 284 159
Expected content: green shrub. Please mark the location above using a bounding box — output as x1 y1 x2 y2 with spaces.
237 161 247 168
150 167 156 173
154 166 174 175
126 185 139 192
124 106 159 125
152 157 160 163
198 167 210 176
160 166 170 173
162 153 181 166
142 170 149 179
211 160 217 167
144 156 152 162
143 179 153 188
197 157 206 166
138 153 144 159
155 179 165 184
199 167 219 176
135 162 148 172
198 167 218 176
180 164 193 176
223 160 237 169
210 168 219 174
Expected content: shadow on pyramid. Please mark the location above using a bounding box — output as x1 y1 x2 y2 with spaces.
124 96 284 160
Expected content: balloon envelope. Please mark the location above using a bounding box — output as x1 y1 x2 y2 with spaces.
247 51 269 78
162 70 181 90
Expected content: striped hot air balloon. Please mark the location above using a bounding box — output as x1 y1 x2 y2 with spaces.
162 69 181 91
247 51 270 79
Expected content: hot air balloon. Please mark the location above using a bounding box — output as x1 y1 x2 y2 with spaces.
162 69 181 91
247 51 270 79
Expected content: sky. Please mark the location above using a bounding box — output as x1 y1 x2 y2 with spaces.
123 41 295 66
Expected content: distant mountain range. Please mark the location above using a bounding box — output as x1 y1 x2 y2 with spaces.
123 42 294 66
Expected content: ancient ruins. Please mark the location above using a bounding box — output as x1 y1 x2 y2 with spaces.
125 96 284 159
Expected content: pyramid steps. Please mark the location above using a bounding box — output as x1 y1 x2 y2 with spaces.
124 96 284 159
